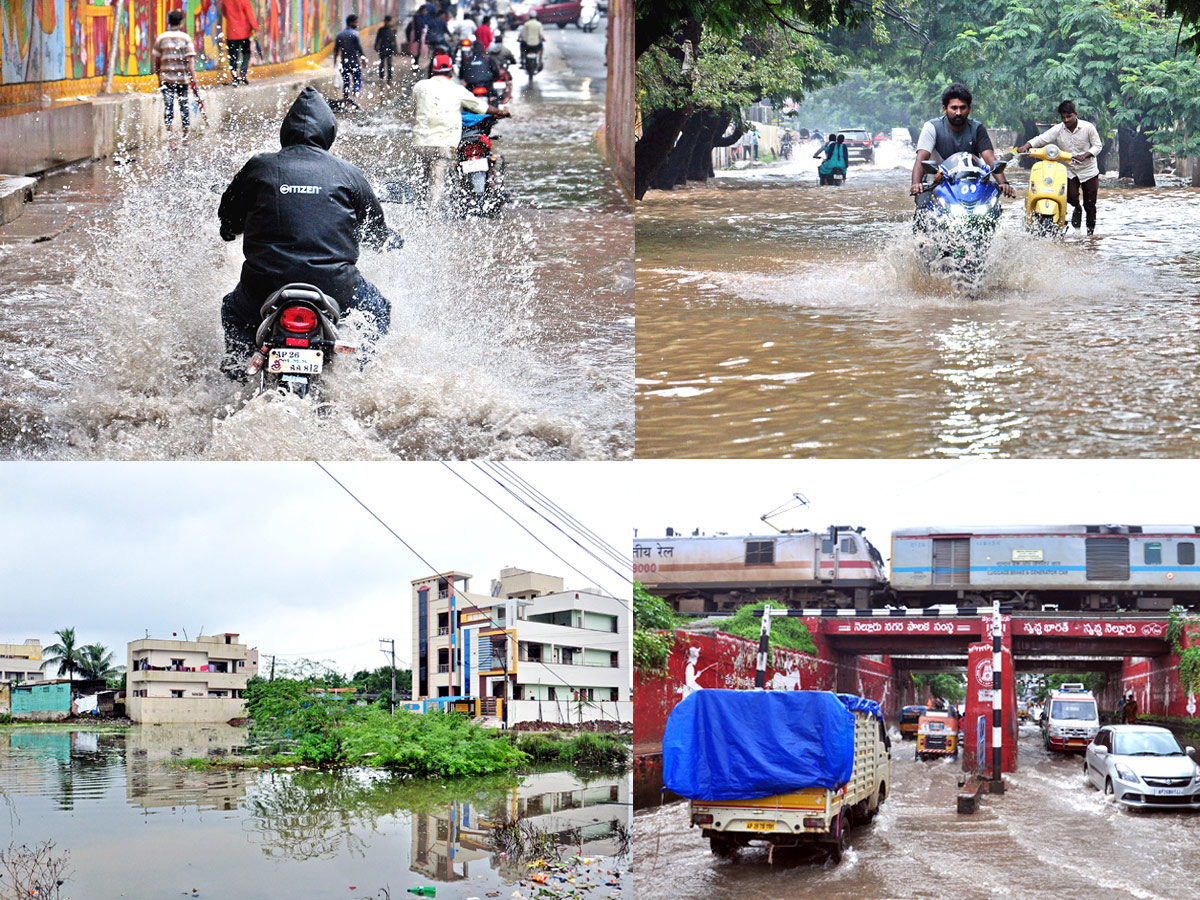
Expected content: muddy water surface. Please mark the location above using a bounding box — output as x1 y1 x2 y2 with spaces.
634 724 1200 899
1 38 631 460
1 725 631 900
637 145 1200 457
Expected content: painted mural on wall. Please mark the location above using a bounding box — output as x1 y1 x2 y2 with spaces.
2 0 390 86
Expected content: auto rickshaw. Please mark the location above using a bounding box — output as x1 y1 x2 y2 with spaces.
900 705 927 740
916 709 959 760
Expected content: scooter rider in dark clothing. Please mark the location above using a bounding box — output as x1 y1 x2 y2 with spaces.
460 40 501 98
218 87 399 376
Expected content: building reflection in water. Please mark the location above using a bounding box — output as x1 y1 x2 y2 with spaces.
411 771 631 883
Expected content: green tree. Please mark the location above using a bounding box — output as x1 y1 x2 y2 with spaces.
43 628 83 681
633 582 677 675
76 644 121 681
911 672 966 704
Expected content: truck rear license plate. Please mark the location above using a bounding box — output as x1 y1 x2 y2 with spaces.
744 822 775 831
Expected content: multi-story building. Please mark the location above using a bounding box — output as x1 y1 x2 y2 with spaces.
126 633 258 724
0 639 46 683
411 567 631 725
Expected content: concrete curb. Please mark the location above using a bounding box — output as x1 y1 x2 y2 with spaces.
0 175 36 226
0 65 337 178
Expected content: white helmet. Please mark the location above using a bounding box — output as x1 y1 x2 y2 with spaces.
528 8 538 17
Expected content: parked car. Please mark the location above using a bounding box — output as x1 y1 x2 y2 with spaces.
837 128 875 164
1085 725 1200 809
509 0 581 27
900 704 926 740
891 126 913 146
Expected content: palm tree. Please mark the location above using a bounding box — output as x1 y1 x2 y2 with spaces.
77 644 120 681
43 627 83 681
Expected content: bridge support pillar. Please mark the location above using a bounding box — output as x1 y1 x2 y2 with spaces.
964 639 1018 775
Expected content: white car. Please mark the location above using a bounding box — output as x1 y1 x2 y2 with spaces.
1085 725 1200 809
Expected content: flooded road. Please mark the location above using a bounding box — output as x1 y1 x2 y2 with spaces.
1 725 631 900
634 724 1200 899
1 30 632 460
636 143 1200 457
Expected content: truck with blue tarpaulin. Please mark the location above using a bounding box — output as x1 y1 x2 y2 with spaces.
663 689 890 861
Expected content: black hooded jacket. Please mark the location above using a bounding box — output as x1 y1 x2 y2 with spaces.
219 87 388 315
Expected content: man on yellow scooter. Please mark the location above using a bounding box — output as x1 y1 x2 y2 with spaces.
1017 100 1103 234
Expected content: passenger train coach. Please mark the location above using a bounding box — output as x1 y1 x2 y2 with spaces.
637 524 1200 613
891 525 1200 611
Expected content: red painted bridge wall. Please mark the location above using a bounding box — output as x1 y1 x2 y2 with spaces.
633 629 897 753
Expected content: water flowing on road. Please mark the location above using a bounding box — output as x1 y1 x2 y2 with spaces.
636 142 1200 457
1 36 631 460
634 724 1200 900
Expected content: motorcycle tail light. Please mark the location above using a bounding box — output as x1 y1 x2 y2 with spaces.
473 86 488 95
463 139 490 159
285 337 310 348
280 306 319 333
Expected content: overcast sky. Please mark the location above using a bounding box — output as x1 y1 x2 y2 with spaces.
631 460 1200 562
1 462 631 678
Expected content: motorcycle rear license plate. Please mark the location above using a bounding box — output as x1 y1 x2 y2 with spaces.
268 348 323 375
461 158 489 174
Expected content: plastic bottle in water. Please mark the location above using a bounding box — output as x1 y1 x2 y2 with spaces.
406 889 436 897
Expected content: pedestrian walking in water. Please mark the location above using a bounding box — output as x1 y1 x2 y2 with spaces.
333 14 366 106
220 0 257 85
374 15 398 84
1017 100 1103 235
152 9 196 149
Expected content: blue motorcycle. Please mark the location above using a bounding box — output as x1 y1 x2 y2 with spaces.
913 151 1009 289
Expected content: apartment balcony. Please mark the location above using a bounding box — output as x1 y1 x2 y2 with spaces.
128 670 247 691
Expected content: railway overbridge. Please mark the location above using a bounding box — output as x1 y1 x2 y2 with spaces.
632 611 1199 775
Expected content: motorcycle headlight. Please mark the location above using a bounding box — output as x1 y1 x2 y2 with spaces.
948 204 970 216
1114 764 1142 784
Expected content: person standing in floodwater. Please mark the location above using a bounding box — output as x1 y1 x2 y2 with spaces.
375 16 399 84
151 10 196 150
1017 100 1103 235
334 14 367 105
220 0 257 85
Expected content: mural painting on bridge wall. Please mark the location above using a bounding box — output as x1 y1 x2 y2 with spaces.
2 0 386 86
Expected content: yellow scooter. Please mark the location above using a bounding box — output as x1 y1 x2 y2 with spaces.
1022 143 1073 237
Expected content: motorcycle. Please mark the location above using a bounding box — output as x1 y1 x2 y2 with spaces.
1022 143 1072 238
520 43 541 80
244 283 358 399
455 112 507 216
913 151 1008 289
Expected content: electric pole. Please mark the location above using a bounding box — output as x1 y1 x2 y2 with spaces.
379 638 396 714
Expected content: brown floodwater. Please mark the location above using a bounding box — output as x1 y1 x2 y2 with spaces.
0 42 632 460
634 723 1200 900
636 145 1200 457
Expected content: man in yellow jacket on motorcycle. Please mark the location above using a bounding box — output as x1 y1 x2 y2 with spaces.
1017 100 1103 235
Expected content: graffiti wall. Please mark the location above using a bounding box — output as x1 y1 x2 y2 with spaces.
1 0 393 89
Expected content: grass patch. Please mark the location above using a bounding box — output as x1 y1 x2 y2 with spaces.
513 732 628 772
718 600 817 656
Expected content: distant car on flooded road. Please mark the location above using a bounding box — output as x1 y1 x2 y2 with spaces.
1085 725 1200 809
837 129 875 164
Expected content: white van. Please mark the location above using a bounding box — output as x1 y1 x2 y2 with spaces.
890 127 913 146
1040 683 1100 752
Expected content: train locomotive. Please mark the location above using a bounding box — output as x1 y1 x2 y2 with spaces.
638 524 1200 613
634 526 887 612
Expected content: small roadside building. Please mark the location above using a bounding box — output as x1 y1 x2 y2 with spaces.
11 680 73 721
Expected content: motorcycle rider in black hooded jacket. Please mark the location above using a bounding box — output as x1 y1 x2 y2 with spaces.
218 86 399 375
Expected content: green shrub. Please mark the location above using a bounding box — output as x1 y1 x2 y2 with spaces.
719 601 817 657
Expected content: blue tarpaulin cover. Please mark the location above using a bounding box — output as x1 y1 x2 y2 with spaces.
663 690 861 801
